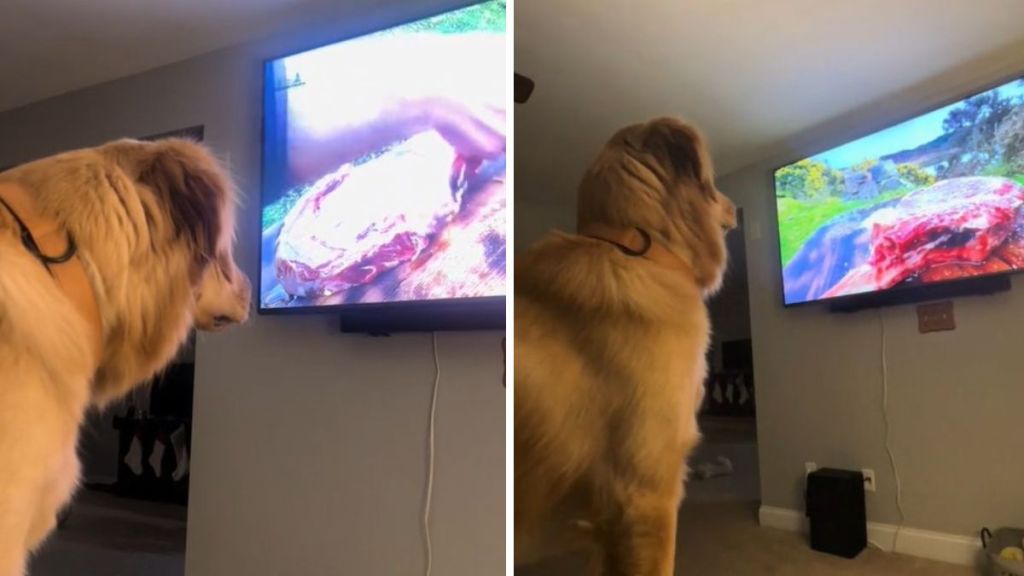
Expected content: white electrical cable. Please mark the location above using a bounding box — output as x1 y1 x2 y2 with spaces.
878 310 905 553
424 332 440 576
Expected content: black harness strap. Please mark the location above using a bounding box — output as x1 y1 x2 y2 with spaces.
585 227 652 257
0 195 78 277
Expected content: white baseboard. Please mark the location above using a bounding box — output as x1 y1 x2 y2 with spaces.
758 505 981 567
759 505 808 532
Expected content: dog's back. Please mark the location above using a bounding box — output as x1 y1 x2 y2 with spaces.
514 230 709 566
514 118 736 575
0 140 248 575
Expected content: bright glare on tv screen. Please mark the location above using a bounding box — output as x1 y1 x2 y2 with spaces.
259 1 506 311
776 77 1024 306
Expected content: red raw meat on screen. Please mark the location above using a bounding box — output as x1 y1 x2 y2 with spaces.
274 133 462 298
824 177 1024 297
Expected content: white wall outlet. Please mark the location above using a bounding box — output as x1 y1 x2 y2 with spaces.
805 462 817 475
862 469 876 492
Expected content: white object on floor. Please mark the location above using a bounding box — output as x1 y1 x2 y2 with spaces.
149 439 165 477
693 456 733 480
124 435 143 476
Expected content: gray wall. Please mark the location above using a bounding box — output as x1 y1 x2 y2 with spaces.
0 1 505 574
724 169 1024 536
513 197 575 254
515 41 1024 537
720 41 1024 536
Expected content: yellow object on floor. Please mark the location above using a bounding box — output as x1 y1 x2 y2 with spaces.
1000 546 1024 562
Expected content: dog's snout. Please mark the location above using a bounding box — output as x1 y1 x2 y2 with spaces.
213 314 235 327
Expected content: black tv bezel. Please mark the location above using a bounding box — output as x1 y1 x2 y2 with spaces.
255 0 506 330
771 70 1024 310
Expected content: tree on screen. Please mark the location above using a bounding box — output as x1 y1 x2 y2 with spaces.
940 91 1016 178
776 159 843 200
400 0 505 34
996 106 1024 175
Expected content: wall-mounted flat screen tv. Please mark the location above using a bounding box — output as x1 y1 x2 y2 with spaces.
776 76 1024 307
259 0 506 329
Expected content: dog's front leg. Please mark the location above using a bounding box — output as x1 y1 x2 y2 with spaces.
594 438 690 576
0 425 37 576
598 489 679 576
0 363 85 576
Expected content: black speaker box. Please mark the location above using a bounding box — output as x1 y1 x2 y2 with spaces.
805 468 867 558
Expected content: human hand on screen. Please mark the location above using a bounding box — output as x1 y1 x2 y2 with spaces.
427 98 506 161
282 32 505 189
286 93 505 188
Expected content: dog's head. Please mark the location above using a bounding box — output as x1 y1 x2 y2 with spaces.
577 117 737 294
108 138 251 332
4 138 249 405
129 139 251 331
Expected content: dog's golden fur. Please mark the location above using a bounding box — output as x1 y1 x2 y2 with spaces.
515 117 737 575
0 138 249 576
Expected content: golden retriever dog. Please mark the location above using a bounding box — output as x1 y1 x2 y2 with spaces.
0 138 250 576
515 117 737 575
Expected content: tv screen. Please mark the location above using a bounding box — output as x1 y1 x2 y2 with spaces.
776 76 1024 306
259 1 506 314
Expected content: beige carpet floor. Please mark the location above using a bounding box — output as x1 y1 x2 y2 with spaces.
519 500 980 575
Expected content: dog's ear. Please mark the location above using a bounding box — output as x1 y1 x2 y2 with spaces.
641 118 715 196
137 139 230 272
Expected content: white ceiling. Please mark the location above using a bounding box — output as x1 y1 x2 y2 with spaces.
0 0 377 112
6 0 1024 205
515 0 1024 203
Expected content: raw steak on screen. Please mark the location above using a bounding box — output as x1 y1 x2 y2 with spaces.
274 132 462 298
